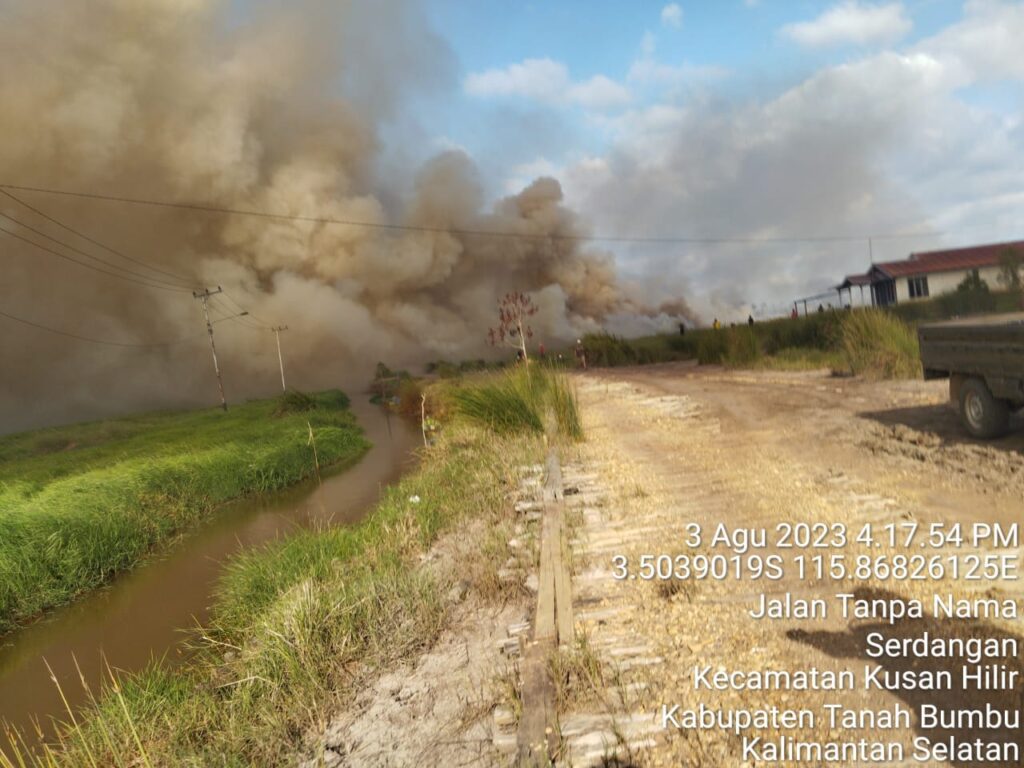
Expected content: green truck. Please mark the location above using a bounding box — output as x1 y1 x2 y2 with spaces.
918 313 1024 438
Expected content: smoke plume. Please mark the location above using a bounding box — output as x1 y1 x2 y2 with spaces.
0 0 691 431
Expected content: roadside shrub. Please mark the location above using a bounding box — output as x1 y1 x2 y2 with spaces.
274 389 318 415
759 313 839 354
449 366 582 441
840 309 920 379
696 331 728 364
890 287 1019 323
724 328 761 366
313 390 351 410
451 372 544 435
581 333 639 367
396 379 424 418
549 373 583 442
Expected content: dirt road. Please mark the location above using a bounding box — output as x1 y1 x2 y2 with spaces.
558 363 1024 767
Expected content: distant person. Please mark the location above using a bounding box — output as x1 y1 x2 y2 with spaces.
817 304 824 313
791 307 799 320
538 342 546 359
713 318 721 330
574 339 588 370
747 314 754 326
679 323 686 336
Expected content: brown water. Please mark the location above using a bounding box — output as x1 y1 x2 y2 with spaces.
0 398 420 747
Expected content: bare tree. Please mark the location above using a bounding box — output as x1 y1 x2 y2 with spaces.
488 291 537 362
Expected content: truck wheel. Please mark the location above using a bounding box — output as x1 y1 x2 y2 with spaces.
958 377 1010 439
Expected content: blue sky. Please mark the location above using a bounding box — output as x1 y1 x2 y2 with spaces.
420 0 973 171
393 1 1023 318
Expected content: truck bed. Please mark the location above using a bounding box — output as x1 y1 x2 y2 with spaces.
918 312 1024 383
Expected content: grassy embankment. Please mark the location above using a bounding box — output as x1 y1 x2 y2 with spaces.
582 287 1021 379
583 288 1022 378
0 390 368 634
3 365 581 767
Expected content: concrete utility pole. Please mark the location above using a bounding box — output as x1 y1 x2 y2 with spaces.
271 325 289 393
193 286 228 411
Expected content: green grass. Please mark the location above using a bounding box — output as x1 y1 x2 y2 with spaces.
0 391 369 634
4 399 543 767
576 296 962 380
838 309 920 379
746 347 846 371
449 365 583 442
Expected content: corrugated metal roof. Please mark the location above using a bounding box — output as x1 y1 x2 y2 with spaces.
873 240 1023 278
838 273 873 287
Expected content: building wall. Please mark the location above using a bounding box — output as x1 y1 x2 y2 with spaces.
894 266 1004 303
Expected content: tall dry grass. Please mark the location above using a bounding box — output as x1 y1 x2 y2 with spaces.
839 309 920 379
450 365 582 442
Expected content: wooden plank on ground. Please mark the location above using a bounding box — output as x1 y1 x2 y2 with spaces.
516 637 556 765
518 449 573 765
534 511 556 642
553 508 574 647
543 451 563 504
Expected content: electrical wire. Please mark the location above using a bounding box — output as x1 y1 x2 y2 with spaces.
0 224 194 293
0 212 194 292
214 293 274 328
0 188 197 286
208 298 268 330
0 308 198 347
0 307 253 347
0 182 937 245
1 187 286 328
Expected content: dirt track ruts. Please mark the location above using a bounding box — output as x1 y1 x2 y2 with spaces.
559 363 1024 767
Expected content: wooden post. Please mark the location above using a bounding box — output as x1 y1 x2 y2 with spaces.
193 287 227 411
272 325 289 393
420 393 428 448
307 421 321 484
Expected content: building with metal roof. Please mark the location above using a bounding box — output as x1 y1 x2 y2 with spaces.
838 240 1022 308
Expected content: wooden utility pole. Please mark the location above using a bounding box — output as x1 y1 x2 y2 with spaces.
193 286 227 411
271 325 289 393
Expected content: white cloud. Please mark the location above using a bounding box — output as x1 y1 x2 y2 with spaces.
464 58 569 101
563 43 1023 319
660 3 683 28
465 59 630 111
627 29 728 94
640 31 657 57
781 2 912 48
568 75 632 109
915 0 1024 82
628 58 728 88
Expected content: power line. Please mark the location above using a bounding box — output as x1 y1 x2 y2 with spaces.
0 211 193 292
208 296 269 330
0 308 199 348
0 182 937 245
1 186 281 326
218 292 275 327
0 224 194 293
0 307 252 348
0 188 197 287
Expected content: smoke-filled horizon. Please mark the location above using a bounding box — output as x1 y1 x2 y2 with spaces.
0 0 691 433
